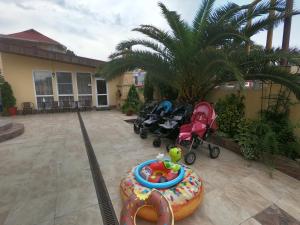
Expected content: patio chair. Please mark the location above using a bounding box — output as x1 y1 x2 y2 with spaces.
50 101 59 113
60 101 74 112
21 102 34 115
80 99 92 111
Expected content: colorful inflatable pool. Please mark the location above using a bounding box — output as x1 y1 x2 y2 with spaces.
120 163 204 222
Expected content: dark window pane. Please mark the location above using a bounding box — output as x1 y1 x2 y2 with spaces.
34 71 53 95
57 72 73 95
98 95 108 106
77 73 92 95
57 72 72 83
58 84 73 94
97 80 107 94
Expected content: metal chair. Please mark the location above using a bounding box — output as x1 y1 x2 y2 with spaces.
21 102 34 115
79 99 92 111
60 101 74 112
50 101 59 113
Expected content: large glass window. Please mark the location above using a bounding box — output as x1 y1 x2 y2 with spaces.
56 72 73 103
77 73 92 107
33 71 54 109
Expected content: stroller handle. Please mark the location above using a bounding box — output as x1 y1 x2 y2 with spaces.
209 115 217 128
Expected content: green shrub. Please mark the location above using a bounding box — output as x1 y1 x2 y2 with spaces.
1 82 16 112
235 120 259 160
235 119 278 168
215 93 245 138
122 85 141 114
262 110 300 159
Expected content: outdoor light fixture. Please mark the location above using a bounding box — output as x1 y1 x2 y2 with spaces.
52 72 55 78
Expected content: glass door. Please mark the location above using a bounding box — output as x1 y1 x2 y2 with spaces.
96 79 108 107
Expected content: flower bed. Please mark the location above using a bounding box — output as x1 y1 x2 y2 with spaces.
210 135 300 180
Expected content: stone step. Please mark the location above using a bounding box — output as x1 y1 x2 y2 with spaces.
0 121 13 132
0 123 25 143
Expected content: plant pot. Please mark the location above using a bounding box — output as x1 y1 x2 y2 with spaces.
8 107 17 116
126 110 134 116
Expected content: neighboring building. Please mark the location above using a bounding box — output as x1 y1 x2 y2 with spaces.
0 29 131 111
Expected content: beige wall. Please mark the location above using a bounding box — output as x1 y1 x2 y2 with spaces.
0 53 3 75
1 53 119 108
207 86 300 137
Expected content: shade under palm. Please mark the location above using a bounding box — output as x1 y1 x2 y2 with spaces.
100 0 300 103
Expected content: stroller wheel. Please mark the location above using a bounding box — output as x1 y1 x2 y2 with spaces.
184 151 196 165
133 124 140 134
209 146 220 159
140 129 148 139
153 138 161 148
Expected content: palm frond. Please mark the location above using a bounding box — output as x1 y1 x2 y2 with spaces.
208 2 239 23
158 2 191 44
101 51 175 82
245 70 300 100
132 25 176 53
243 11 300 37
229 0 286 29
114 39 171 60
193 0 215 31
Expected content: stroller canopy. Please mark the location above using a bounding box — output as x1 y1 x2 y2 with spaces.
156 100 173 114
191 102 216 126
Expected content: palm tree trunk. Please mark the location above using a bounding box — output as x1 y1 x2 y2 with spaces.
266 0 276 50
246 0 262 54
281 0 293 65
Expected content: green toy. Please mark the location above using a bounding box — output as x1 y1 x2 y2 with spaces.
163 147 182 172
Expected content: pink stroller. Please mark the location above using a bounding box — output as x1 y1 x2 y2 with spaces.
176 101 220 165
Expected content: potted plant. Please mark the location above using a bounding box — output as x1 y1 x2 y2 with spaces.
1 82 17 116
122 85 141 116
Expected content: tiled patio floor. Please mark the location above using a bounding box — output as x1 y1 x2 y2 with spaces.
0 113 102 225
0 111 299 225
81 110 300 225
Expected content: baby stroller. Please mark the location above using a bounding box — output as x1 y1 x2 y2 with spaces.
152 104 193 148
176 101 220 165
133 101 158 134
139 100 173 139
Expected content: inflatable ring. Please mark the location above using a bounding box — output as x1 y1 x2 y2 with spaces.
120 189 174 225
134 159 185 189
121 165 204 221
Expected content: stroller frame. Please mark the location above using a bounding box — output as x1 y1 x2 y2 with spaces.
180 115 220 165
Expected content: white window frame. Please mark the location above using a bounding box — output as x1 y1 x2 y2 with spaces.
56 71 74 103
95 78 109 107
76 73 92 107
32 70 54 109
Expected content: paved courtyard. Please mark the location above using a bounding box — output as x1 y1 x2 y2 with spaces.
0 111 299 225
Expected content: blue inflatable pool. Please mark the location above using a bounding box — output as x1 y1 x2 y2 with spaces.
134 159 185 189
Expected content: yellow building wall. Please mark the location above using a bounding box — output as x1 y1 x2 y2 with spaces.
0 53 3 75
1 53 119 108
207 86 300 137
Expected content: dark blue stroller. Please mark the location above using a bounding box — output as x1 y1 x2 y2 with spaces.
133 101 159 134
139 100 173 139
152 104 193 147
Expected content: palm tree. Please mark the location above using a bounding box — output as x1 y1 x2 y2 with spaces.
100 0 300 103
